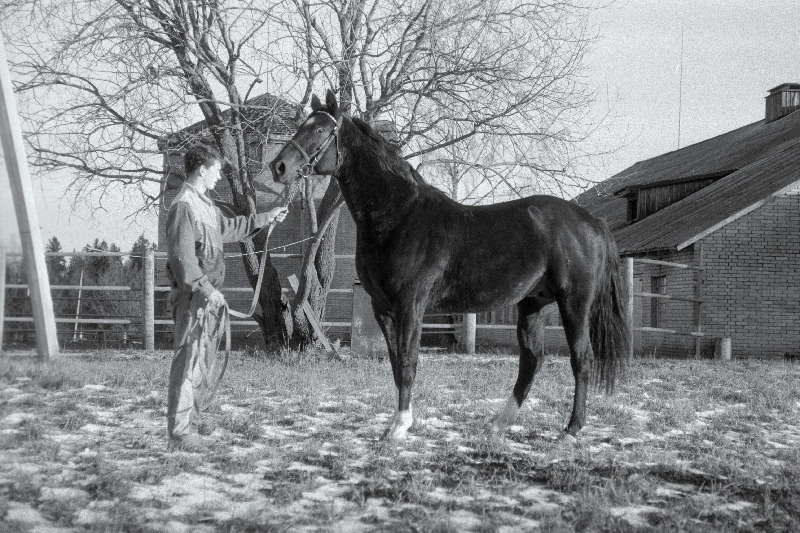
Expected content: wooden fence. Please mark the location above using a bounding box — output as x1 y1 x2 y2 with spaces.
5 251 704 357
623 257 705 358
0 249 482 353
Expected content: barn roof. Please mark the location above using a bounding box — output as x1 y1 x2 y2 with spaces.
160 92 301 149
575 107 800 254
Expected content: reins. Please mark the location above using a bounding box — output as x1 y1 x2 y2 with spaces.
201 182 302 410
203 112 342 409
200 224 272 410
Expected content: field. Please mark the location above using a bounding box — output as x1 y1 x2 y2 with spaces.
1 349 800 532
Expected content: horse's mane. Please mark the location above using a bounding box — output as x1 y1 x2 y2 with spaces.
346 115 436 191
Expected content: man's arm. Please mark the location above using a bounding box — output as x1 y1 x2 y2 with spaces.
218 207 288 243
166 203 216 298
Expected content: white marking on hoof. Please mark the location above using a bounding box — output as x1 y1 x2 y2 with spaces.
491 395 520 433
381 407 413 441
558 432 579 446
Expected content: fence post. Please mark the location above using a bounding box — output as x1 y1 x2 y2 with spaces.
1 37 59 360
623 257 635 359
693 243 704 359
142 247 155 352
0 247 6 353
462 313 476 355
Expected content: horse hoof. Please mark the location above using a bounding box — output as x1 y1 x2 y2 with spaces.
485 416 504 434
557 431 579 447
380 425 409 441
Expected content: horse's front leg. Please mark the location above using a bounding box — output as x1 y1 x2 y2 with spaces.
381 305 424 441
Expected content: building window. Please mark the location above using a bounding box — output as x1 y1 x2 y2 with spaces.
650 275 666 327
627 195 639 222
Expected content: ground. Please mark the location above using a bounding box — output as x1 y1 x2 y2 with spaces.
1 349 799 532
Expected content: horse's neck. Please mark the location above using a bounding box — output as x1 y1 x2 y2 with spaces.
335 124 419 233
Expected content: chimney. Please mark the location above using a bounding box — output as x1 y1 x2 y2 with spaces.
371 119 400 144
765 83 800 123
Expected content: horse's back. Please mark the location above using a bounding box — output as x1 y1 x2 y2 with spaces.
415 193 610 312
358 189 615 313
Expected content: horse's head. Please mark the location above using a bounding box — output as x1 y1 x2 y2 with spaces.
270 89 344 185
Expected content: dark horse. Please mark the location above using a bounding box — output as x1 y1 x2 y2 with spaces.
271 90 628 440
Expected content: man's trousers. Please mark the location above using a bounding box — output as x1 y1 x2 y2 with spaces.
167 291 225 438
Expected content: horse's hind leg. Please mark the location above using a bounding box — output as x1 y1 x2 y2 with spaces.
492 298 549 433
559 294 594 436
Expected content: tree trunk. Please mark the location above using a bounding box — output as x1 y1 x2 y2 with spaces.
212 129 293 350
291 178 344 348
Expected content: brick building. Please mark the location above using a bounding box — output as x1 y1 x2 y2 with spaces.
575 83 800 358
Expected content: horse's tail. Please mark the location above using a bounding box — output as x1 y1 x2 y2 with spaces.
589 225 630 393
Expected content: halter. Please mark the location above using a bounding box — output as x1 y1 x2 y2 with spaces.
288 110 343 178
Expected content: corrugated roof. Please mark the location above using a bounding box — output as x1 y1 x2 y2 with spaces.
575 109 800 254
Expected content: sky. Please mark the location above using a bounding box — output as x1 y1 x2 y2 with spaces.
1 0 799 252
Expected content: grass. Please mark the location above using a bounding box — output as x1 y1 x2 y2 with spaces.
1 350 800 531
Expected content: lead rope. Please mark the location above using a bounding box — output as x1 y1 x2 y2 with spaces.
202 180 304 410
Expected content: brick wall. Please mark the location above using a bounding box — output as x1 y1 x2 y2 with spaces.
628 183 800 359
699 184 800 358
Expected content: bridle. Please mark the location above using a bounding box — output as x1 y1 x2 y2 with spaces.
288 110 343 178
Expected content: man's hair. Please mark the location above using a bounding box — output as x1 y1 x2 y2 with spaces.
184 143 222 176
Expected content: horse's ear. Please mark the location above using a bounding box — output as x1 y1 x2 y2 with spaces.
310 94 321 112
325 89 339 113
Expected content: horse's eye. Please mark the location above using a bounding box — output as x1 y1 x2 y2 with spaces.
316 128 324 134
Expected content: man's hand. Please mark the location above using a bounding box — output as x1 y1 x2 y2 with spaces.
266 206 289 224
207 290 226 308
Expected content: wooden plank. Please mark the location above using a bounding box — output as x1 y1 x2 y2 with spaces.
142 248 155 352
636 326 704 337
461 313 476 355
6 250 358 261
0 247 6 352
693 243 704 359
287 274 347 362
4 251 134 258
6 284 132 291
0 36 59 359
623 257 635 359
153 318 353 327
5 317 131 325
634 291 703 304
6 283 356 295
633 258 703 270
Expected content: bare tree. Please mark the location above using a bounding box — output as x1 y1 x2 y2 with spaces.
1 0 302 347
2 0 605 349
270 0 603 196
264 0 604 340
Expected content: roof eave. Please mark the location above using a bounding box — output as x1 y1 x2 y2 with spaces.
677 178 800 250
619 246 676 257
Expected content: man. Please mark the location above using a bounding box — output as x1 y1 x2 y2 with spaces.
165 143 288 450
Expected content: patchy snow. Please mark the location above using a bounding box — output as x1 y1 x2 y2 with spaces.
81 384 108 392
1 412 36 426
609 505 661 528
2 353 796 531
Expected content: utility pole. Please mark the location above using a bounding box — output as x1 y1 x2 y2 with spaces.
0 35 59 359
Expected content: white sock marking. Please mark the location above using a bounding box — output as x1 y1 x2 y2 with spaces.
493 394 520 432
385 405 413 440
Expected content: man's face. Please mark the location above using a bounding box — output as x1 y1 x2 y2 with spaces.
200 160 222 190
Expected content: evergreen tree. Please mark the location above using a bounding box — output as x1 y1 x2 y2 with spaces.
128 234 152 273
44 236 69 323
45 236 67 284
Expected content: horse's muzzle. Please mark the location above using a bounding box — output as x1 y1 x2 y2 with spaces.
270 158 288 183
